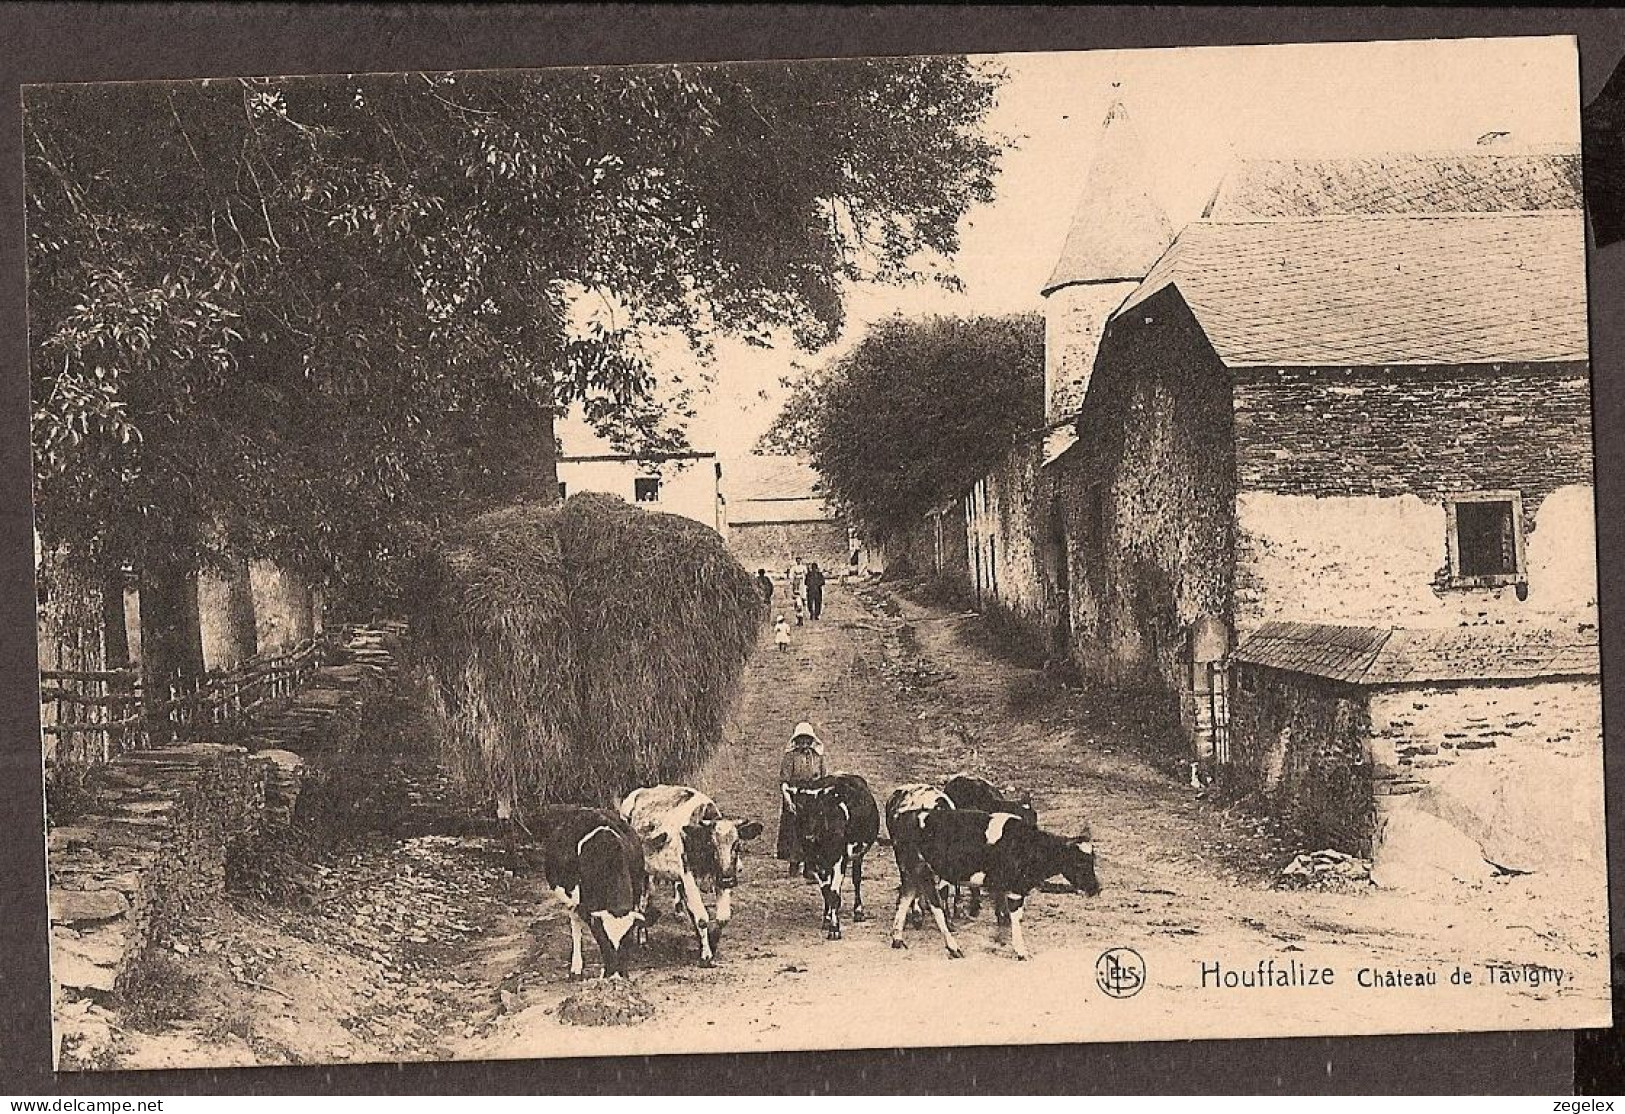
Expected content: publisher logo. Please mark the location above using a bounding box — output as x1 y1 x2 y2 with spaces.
1096 947 1146 999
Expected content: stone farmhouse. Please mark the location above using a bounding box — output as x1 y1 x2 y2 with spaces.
940 101 1599 882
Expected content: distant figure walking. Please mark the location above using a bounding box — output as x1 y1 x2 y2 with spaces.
774 615 791 652
756 569 774 607
805 563 826 620
788 557 808 625
777 721 827 875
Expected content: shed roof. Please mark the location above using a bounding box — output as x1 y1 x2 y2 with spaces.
1204 149 1582 220
1232 622 1392 684
1233 621 1600 686
1116 210 1588 367
1042 101 1175 295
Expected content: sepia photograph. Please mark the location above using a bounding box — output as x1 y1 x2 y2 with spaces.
26 33 1611 1073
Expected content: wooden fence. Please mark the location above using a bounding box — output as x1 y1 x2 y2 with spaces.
40 636 331 765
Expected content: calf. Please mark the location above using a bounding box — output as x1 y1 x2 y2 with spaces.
942 773 1038 921
536 806 649 979
884 783 954 929
890 808 1100 960
619 785 763 967
784 773 881 940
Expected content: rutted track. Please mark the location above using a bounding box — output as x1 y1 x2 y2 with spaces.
93 581 1606 1067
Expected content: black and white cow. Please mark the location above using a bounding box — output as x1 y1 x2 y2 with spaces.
783 773 881 940
942 773 1038 921
619 785 763 967
536 806 650 979
884 783 954 929
942 773 1037 825
890 808 1100 960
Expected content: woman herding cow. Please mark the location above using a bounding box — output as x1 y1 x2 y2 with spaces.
776 721 827 877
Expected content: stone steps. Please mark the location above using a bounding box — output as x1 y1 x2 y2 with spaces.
48 624 405 1058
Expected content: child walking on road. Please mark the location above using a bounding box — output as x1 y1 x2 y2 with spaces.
774 615 791 652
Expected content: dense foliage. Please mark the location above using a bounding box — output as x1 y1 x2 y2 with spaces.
26 60 1006 603
769 314 1045 538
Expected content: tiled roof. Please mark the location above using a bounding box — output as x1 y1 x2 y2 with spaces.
1204 150 1582 220
1233 621 1600 686
1232 622 1392 685
728 454 826 502
1042 101 1175 294
1116 211 1588 367
1362 626 1601 684
729 498 838 527
726 455 838 526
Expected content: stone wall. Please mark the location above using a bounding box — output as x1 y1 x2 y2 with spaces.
964 438 1064 647
1367 678 1606 886
1232 364 1597 636
937 502 970 587
1059 290 1237 747
1233 364 1592 510
49 626 395 1065
727 520 850 573
1235 486 1598 637
883 518 938 579
48 742 301 1006
1224 665 1375 854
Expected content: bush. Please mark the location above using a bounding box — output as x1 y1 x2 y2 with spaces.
118 946 200 1032
959 600 1052 670
790 314 1045 537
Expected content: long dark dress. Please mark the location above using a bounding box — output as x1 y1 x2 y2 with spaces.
776 745 826 861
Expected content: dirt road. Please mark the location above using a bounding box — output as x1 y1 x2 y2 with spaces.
97 579 1609 1070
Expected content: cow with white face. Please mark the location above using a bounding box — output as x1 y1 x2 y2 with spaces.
619 785 763 967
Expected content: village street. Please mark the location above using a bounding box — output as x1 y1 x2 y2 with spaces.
92 579 1607 1071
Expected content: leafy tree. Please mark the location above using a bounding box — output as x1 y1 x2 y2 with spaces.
27 59 1006 707
783 313 1045 538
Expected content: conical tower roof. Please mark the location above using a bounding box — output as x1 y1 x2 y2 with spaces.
1042 100 1175 295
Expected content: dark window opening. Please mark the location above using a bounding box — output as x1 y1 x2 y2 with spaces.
558 482 568 500
1456 501 1516 576
1447 492 1525 587
634 477 661 503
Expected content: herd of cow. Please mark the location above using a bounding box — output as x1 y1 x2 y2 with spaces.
533 772 1100 980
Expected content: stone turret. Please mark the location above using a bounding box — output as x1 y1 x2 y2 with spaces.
1041 100 1175 424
